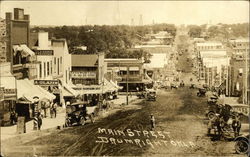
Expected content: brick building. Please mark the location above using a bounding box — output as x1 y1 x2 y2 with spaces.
5 8 37 79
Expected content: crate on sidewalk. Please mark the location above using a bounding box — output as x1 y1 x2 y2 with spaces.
16 116 26 134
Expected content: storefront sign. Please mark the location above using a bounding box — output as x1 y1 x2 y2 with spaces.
34 50 53 56
34 80 59 86
3 88 17 100
71 71 96 79
73 87 101 90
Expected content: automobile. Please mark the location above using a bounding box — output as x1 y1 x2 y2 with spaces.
146 89 157 101
234 134 249 154
136 91 147 99
197 88 206 97
65 101 97 127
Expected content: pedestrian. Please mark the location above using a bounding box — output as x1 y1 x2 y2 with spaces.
150 114 155 130
37 112 43 130
10 108 17 125
50 102 54 118
53 102 57 118
232 114 241 138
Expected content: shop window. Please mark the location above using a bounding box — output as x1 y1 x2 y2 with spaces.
54 57 56 73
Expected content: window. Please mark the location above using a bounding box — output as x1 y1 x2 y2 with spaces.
57 58 59 75
60 57 62 72
39 63 42 78
44 62 46 77
66 70 68 83
50 61 52 75
47 62 50 76
54 57 56 73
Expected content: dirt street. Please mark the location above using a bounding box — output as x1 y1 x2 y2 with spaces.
2 87 246 157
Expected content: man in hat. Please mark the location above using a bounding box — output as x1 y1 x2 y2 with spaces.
150 114 155 130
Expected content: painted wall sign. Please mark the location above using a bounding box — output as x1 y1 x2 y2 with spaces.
34 50 54 55
71 71 96 79
34 80 59 86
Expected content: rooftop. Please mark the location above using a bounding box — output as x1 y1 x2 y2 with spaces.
71 54 98 67
196 42 222 47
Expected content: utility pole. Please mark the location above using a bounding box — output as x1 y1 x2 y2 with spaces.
126 66 129 105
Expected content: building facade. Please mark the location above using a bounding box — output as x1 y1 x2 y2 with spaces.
105 58 146 92
5 8 37 79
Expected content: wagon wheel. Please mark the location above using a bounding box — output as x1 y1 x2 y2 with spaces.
80 117 86 126
235 140 249 154
207 111 216 120
90 114 95 123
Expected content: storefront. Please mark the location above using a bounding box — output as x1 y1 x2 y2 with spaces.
16 79 56 119
34 79 60 103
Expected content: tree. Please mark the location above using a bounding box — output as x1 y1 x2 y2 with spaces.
188 25 202 38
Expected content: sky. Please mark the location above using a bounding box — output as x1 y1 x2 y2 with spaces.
0 1 249 26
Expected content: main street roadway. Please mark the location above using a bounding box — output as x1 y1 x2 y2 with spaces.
2 86 244 156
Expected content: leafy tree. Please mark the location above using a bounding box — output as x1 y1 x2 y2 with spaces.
188 25 202 38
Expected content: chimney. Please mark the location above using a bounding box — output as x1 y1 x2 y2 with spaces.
24 15 30 21
14 8 24 20
5 13 12 21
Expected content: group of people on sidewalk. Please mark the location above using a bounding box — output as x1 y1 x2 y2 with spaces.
34 101 58 130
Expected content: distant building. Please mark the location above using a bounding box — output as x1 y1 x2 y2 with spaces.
71 53 105 94
228 54 249 104
105 58 150 92
229 38 249 56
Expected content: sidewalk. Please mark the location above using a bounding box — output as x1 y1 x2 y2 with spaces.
1 108 66 141
1 95 138 141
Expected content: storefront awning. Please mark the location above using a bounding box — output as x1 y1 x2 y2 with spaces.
17 79 55 103
63 84 78 96
13 44 35 57
103 78 117 93
61 87 74 97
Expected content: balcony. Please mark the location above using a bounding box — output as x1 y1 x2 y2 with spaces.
13 63 37 79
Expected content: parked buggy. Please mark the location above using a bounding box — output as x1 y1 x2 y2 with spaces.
65 101 97 127
197 88 206 97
